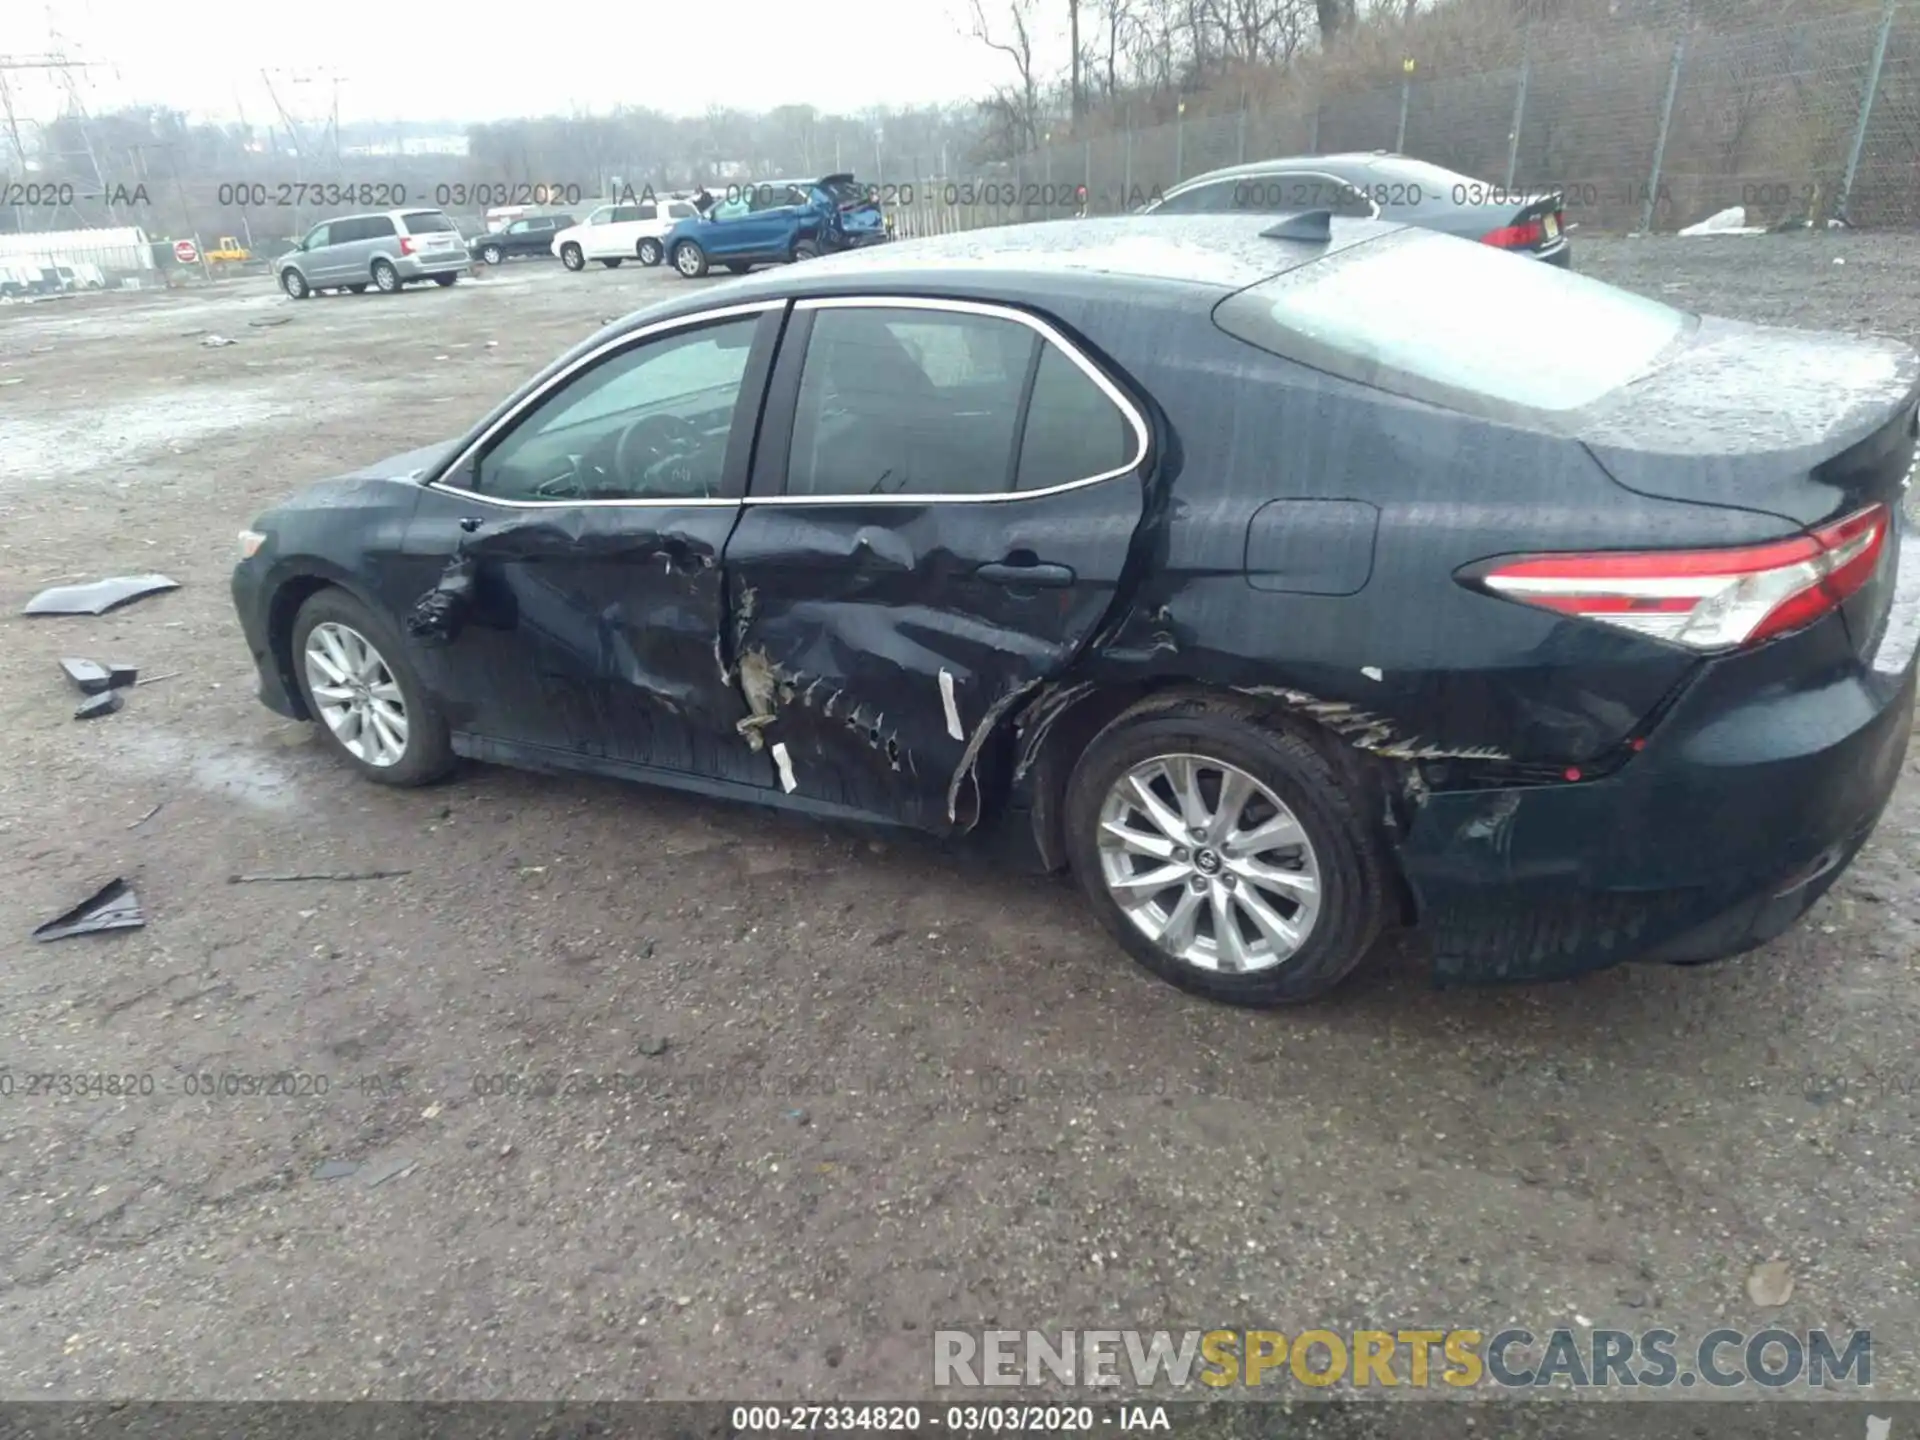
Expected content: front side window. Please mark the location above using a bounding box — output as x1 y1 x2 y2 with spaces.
474 317 760 502
785 306 1137 498
1215 228 1690 416
304 223 332 249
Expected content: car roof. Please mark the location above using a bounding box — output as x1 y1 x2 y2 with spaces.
637 213 1403 319
1166 152 1460 189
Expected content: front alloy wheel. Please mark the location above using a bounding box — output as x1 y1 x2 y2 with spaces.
481 244 503 265
1097 754 1322 973
303 621 409 767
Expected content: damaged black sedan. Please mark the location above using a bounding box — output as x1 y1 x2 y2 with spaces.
233 213 1920 1006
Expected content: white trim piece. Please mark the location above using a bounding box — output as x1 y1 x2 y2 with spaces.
423 299 784 510
742 294 1152 507
771 741 798 792
939 668 963 740
1870 532 1920 677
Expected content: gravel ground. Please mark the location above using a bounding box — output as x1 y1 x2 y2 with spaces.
1 232 1916 1407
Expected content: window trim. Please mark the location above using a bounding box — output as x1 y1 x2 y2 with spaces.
424 299 785 509
1153 169 1382 220
748 295 1151 506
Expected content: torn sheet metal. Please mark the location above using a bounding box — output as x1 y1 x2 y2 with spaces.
1232 684 1510 762
33 877 145 940
948 679 1044 825
406 554 479 647
24 574 179 617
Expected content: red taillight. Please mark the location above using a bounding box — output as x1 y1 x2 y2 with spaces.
1481 220 1544 248
1470 504 1890 652
399 236 418 255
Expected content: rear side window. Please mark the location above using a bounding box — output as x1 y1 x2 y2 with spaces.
1214 229 1690 416
821 178 870 207
611 206 643 222
636 202 658 221
360 215 396 238
400 210 456 234
1017 345 1136 490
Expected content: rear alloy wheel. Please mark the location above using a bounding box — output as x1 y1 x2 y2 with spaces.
291 590 451 788
1064 697 1389 1006
600 257 623 268
560 242 585 271
481 243 503 265
280 268 310 299
371 259 401 293
637 237 663 266
673 240 708 278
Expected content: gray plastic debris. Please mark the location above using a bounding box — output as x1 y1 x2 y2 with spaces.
313 1159 360 1181
61 657 112 693
60 658 139 694
33 877 145 940
360 1156 418 1188
25 574 179 617
75 690 124 720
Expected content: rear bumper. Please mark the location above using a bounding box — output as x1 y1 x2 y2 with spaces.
1400 634 1916 984
1537 239 1573 267
396 251 471 278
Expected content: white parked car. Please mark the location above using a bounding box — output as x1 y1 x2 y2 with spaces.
550 195 703 270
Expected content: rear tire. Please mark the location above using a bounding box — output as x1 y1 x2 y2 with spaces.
724 261 751 274
371 259 400 293
791 239 821 262
433 274 457 287
637 237 663 266
280 268 310 299
600 258 623 268
346 283 368 294
290 589 453 789
672 240 708 278
560 243 585 271
1063 695 1389 1007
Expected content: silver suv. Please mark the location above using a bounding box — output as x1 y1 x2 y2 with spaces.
278 209 469 299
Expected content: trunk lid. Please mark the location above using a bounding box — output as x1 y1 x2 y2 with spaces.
1579 316 1920 527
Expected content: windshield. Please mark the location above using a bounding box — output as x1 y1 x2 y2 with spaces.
1215 229 1690 417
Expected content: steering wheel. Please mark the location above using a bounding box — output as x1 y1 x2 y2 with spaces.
613 413 707 493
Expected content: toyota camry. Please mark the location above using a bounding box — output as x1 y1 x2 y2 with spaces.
232 212 1920 1007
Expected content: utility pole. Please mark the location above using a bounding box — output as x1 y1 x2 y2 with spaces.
0 51 102 226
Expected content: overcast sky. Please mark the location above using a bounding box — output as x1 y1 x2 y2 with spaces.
3 0 1055 125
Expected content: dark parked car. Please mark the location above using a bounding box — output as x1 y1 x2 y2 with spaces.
232 214 1919 1007
471 214 576 265
663 173 888 278
1146 152 1572 265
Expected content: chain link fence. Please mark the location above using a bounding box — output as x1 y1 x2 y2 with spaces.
969 0 1913 235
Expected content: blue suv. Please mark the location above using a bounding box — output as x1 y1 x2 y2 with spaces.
665 174 889 278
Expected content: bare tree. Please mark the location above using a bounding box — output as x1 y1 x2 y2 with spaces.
970 0 1044 152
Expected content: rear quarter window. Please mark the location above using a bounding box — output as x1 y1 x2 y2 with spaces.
1214 229 1692 419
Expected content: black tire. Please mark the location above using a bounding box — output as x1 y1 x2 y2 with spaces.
433 274 457 287
600 257 623 268
672 240 708 279
560 242 585 271
637 237 663 266
1063 695 1389 1007
481 244 503 265
371 259 400 293
347 283 368 294
289 588 453 789
280 268 310 299
791 239 821 262
724 261 751 274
